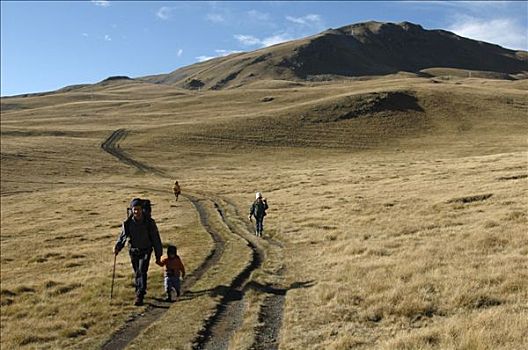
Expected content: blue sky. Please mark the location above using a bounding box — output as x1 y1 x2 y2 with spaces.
1 1 527 96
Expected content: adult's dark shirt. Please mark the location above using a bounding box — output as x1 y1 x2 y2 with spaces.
114 216 162 259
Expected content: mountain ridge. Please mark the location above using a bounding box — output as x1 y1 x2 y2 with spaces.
139 20 527 90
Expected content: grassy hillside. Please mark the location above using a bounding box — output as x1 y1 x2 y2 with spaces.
1 75 527 349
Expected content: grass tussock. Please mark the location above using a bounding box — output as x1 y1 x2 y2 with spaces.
383 307 528 350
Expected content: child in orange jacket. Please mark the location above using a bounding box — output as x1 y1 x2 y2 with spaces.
157 245 185 302
173 181 181 201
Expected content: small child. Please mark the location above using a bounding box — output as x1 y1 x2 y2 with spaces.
173 181 181 201
157 245 185 302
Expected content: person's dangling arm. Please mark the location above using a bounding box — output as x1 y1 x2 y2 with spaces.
113 221 128 255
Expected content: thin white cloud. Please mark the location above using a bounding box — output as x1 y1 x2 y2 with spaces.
82 33 89 38
157 6 172 20
262 34 292 47
196 55 216 62
91 0 110 7
285 16 305 25
215 49 242 55
235 33 293 48
196 49 242 62
247 10 270 22
234 34 262 46
104 34 112 41
286 14 322 26
449 16 527 50
177 49 183 57
206 13 225 23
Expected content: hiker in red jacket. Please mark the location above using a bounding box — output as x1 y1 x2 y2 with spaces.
173 181 181 201
157 245 185 302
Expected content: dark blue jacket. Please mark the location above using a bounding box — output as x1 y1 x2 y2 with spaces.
250 199 268 219
114 216 163 259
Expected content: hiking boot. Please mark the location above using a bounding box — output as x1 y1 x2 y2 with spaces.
134 295 144 306
165 292 172 302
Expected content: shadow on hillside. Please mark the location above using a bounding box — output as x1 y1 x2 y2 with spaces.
180 280 315 302
246 280 316 295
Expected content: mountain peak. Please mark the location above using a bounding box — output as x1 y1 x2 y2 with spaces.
336 20 424 34
141 20 527 89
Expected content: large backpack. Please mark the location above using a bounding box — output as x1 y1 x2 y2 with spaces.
252 199 268 218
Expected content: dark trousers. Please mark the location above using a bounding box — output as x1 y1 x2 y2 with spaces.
255 216 264 235
165 276 181 296
129 249 152 297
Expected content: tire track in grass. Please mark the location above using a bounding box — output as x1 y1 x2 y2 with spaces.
101 194 225 350
101 129 286 350
251 292 286 350
220 198 286 350
191 198 263 350
101 129 166 176
101 130 226 350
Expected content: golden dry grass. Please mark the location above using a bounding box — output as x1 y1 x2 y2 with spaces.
0 184 218 349
273 151 527 349
1 76 527 349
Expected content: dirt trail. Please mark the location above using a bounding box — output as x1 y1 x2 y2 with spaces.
251 293 286 350
101 194 225 350
101 130 227 350
100 129 286 350
100 129 166 176
191 198 264 350
221 198 287 350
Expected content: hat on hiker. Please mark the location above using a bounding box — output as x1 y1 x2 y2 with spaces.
130 198 142 208
256 192 262 199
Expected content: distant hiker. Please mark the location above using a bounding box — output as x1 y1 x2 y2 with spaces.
249 192 268 237
157 245 186 302
113 198 163 306
173 181 181 201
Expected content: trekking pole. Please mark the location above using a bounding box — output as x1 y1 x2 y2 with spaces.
110 254 117 300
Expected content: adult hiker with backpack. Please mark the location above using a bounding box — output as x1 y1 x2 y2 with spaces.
113 198 163 306
249 192 268 237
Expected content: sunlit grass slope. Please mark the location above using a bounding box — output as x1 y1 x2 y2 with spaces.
1 75 527 349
